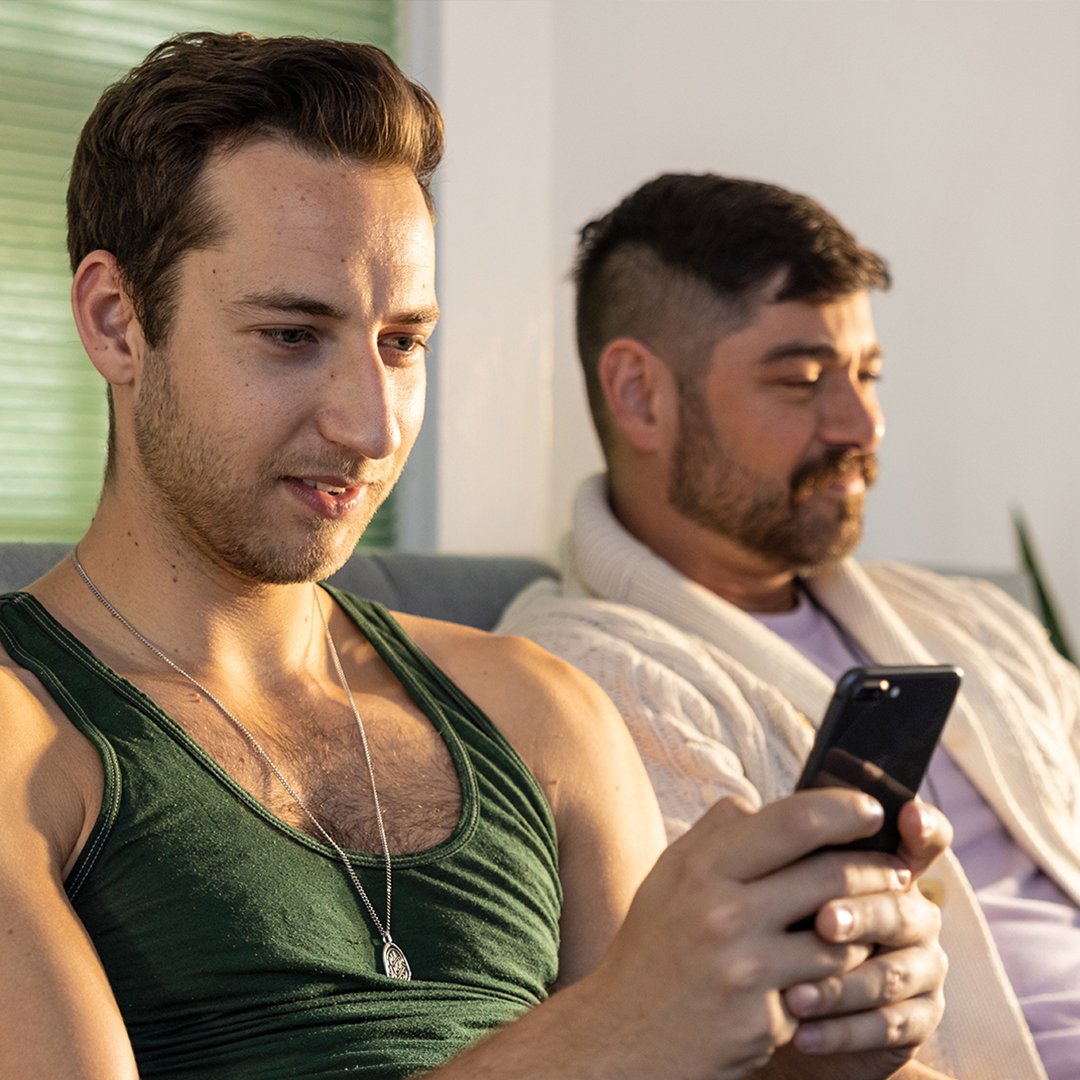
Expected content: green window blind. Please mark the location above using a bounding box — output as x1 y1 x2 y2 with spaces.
0 0 400 548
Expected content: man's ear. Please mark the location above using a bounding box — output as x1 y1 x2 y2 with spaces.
70 250 146 386
597 337 678 453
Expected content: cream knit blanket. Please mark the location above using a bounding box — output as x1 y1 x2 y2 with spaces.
498 474 1080 1078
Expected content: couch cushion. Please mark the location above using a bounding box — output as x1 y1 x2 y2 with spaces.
0 544 555 631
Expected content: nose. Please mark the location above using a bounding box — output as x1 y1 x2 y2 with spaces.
818 373 884 452
314 340 407 462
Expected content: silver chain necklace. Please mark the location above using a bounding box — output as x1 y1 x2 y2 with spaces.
71 550 412 980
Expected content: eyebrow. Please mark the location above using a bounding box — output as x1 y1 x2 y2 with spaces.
231 292 348 320
760 341 883 363
229 291 440 326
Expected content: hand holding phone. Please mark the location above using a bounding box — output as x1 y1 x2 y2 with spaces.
787 665 960 932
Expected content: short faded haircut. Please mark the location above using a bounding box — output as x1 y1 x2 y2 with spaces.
574 173 890 453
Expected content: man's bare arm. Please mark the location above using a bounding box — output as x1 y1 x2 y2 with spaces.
414 627 949 1078
0 665 139 1078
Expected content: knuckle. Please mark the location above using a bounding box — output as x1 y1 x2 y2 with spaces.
705 897 750 942
728 996 793 1067
719 946 768 991
809 972 845 1010
897 888 933 941
676 849 710 891
894 906 916 943
881 1002 918 1047
880 889 924 943
883 997 943 1049
936 942 950 979
885 1016 911 1047
783 792 831 845
722 794 757 818
878 956 912 1002
709 795 756 829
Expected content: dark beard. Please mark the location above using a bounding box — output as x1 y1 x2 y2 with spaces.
669 388 876 570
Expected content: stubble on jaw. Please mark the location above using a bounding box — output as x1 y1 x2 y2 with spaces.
131 350 387 586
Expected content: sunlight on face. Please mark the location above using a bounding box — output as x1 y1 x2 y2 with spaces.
131 141 437 584
669 293 882 572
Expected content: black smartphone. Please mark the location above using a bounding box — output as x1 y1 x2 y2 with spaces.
795 664 963 854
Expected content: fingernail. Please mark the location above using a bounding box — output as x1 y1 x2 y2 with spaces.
893 867 912 888
794 1023 824 1053
832 904 855 938
785 983 822 1016
860 794 885 820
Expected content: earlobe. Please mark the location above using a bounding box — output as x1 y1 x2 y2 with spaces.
71 250 145 385
598 338 674 453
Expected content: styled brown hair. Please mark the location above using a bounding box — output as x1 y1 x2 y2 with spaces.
573 173 890 453
68 31 444 348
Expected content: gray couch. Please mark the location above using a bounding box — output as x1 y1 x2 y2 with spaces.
2 542 1039 634
0 542 556 631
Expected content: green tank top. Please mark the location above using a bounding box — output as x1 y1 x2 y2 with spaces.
0 587 562 1079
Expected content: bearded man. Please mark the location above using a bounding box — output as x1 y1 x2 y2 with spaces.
499 172 1080 1079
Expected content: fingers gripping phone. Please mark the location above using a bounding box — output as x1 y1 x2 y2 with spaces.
795 665 963 854
787 665 961 932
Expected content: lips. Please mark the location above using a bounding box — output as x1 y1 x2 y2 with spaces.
283 475 368 519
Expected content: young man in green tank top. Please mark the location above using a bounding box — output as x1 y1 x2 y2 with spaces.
0 32 953 1080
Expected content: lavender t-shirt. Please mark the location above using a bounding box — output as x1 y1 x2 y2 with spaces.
757 594 1080 1078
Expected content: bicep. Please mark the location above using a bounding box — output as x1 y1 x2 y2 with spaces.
0 854 138 1078
0 670 138 1078
544 675 667 988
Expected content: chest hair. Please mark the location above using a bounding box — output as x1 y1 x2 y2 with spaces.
133 674 463 855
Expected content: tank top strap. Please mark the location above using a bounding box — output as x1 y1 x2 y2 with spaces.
325 587 507 746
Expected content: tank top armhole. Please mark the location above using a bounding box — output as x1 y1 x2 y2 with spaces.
0 595 122 899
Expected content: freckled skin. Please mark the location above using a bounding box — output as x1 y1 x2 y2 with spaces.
124 140 437 585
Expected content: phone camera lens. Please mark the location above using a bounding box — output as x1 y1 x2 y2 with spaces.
855 679 889 701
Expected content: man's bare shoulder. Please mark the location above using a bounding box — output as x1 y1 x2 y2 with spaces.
1 636 61 725
394 610 612 718
391 611 650 817
0 639 104 876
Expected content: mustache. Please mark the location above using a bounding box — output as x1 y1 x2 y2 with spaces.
790 449 878 503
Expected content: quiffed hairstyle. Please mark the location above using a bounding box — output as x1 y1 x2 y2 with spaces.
68 31 444 348
573 173 890 451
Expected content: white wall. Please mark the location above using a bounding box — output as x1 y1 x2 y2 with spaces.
404 0 1080 640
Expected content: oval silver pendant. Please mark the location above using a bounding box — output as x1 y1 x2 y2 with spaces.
383 940 412 980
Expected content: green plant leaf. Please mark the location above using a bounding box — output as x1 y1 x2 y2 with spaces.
1012 509 1075 663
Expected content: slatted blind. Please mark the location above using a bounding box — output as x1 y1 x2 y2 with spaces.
0 0 400 547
